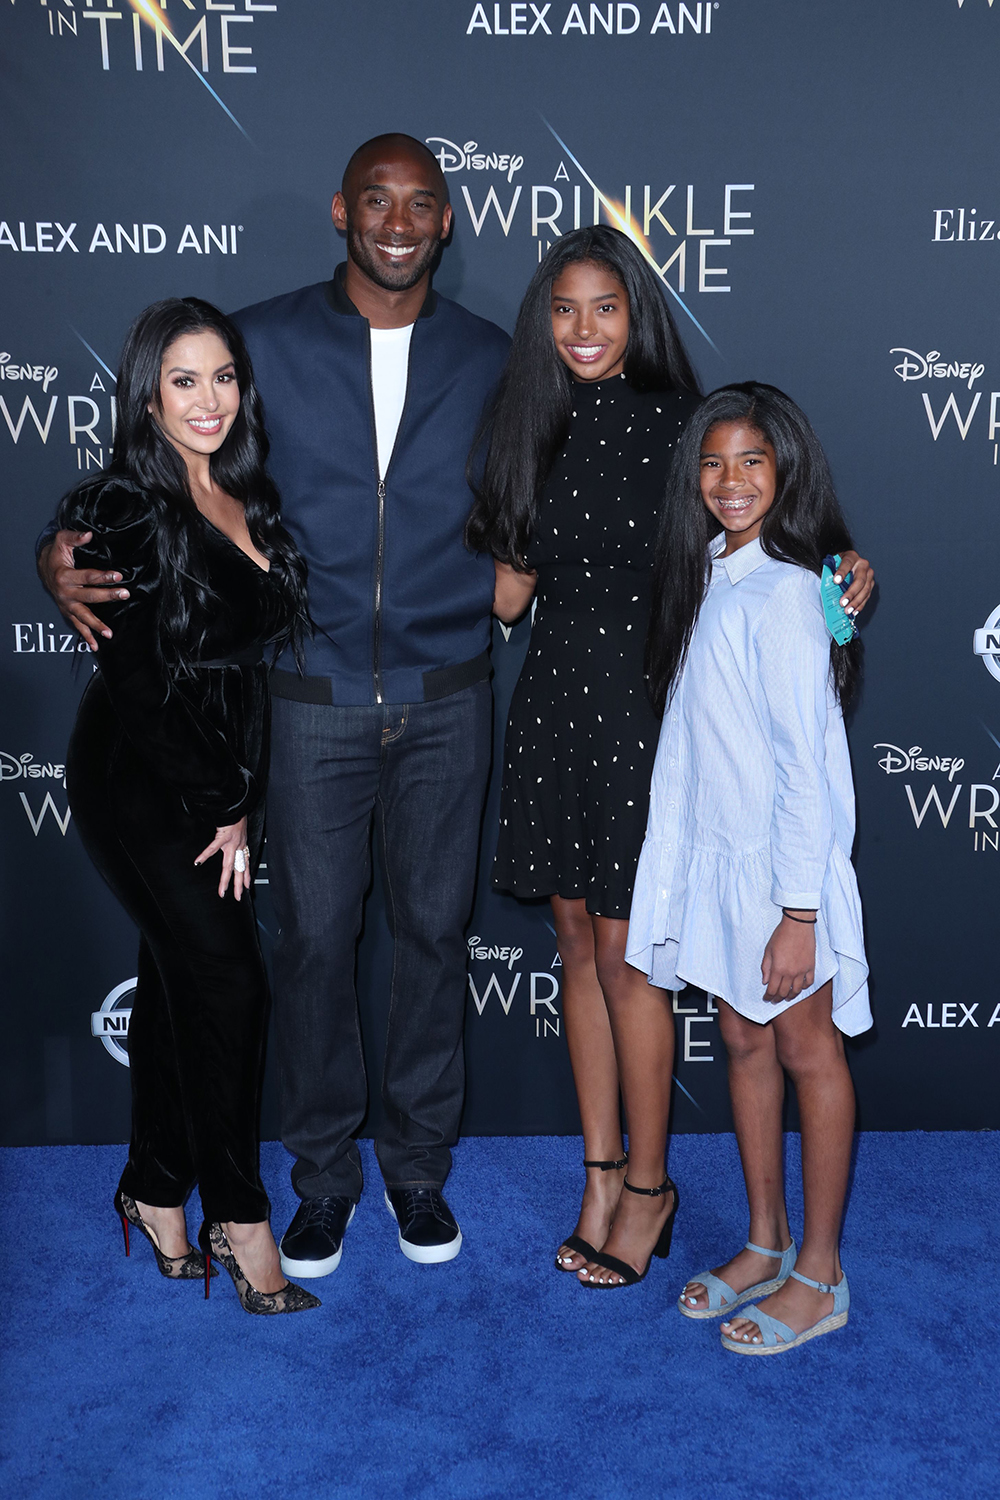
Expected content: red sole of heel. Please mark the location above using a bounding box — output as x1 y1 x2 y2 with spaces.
120 1215 130 1258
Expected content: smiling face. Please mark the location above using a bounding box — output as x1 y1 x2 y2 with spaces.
150 329 240 471
699 420 778 552
550 259 629 382
332 143 452 293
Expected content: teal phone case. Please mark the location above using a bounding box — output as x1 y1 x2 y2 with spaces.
820 554 858 645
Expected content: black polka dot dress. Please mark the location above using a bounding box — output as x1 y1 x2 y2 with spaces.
494 374 699 918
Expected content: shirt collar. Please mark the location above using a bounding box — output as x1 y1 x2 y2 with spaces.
710 534 769 584
323 261 437 320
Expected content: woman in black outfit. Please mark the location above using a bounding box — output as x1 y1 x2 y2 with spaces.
468 229 870 1289
60 298 317 1314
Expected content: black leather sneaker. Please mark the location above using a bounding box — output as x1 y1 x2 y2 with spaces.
384 1187 462 1264
279 1195 356 1279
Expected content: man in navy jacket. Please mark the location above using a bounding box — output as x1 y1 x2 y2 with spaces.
39 135 510 1276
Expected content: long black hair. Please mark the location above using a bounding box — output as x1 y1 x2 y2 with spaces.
645 382 862 715
465 226 701 566
58 297 309 671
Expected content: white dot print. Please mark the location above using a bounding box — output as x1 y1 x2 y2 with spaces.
494 381 694 919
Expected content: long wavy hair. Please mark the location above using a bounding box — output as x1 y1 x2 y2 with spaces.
465 226 701 566
58 297 309 671
645 382 862 714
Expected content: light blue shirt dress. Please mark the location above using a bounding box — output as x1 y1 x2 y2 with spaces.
626 536 871 1034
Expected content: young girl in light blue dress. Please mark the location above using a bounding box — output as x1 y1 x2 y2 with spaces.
627 382 871 1354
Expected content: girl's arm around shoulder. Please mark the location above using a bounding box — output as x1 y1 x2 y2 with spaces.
833 550 874 618
493 560 537 624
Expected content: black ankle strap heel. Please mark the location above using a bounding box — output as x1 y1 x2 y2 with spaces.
579 1176 680 1288
554 1156 629 1271
622 1175 672 1196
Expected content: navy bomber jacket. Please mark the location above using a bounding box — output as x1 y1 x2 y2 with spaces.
233 265 510 706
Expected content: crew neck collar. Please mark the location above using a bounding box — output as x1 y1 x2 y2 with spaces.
571 370 628 391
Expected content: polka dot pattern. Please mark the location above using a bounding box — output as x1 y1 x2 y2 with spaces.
493 377 700 918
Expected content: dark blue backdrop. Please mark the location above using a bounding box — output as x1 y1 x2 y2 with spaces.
3 0 998 1145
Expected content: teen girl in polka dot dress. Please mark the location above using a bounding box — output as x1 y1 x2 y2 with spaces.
467 228 700 1283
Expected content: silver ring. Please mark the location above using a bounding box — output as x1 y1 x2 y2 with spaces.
234 848 247 874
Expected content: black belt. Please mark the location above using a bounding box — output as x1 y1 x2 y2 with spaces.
270 650 491 705
196 645 264 669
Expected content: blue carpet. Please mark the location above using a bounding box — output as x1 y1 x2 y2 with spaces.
0 1133 994 1499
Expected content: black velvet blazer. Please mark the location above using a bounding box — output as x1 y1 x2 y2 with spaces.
65 479 297 826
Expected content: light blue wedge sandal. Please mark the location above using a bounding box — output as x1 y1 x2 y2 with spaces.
677 1240 798 1320
720 1268 850 1354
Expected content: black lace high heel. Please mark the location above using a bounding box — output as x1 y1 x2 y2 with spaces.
115 1189 213 1281
578 1176 679 1288
198 1221 321 1315
554 1155 628 1272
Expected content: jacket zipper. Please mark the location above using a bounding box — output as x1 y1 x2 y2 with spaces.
366 323 415 706
373 474 386 704
366 334 385 704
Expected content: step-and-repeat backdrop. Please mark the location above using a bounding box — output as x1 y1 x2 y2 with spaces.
3 0 998 1146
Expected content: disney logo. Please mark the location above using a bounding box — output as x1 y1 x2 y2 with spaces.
890 348 984 390
0 353 58 392
0 751 66 784
426 138 525 183
467 935 524 970
873 744 965 782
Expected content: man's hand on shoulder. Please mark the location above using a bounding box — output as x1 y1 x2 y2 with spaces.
38 529 130 652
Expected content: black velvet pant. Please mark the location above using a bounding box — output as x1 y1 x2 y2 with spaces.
67 676 270 1224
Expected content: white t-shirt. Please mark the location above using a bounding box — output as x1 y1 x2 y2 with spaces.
369 323 414 479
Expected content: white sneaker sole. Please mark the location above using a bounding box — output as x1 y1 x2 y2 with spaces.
279 1203 356 1279
383 1190 462 1264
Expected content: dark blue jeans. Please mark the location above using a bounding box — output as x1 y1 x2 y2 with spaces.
266 681 492 1199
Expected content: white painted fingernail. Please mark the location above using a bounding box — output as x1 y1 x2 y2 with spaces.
833 574 842 584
